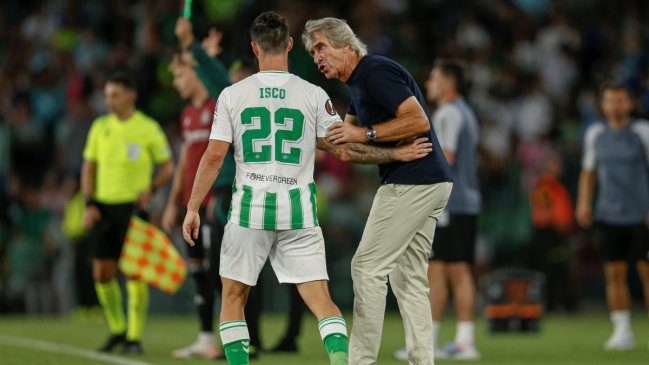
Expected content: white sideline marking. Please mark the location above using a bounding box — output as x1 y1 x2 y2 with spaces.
0 334 156 365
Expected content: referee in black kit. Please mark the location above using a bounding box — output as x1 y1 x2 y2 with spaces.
303 18 453 365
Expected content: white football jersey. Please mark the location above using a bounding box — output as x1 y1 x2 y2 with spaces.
210 71 341 230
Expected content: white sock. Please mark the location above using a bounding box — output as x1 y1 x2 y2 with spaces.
610 310 631 335
198 331 215 345
432 321 440 347
455 321 475 345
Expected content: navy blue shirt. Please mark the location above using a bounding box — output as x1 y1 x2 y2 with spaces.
346 55 453 185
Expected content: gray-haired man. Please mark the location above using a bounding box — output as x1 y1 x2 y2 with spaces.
303 18 453 364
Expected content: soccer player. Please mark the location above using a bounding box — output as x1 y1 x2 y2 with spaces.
576 82 649 350
303 18 453 364
421 59 482 359
82 73 174 354
162 56 223 359
182 11 431 365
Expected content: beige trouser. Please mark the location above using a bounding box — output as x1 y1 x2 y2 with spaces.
349 182 452 365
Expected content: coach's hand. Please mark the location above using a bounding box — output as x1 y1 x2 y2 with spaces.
182 210 201 246
327 122 367 144
394 137 432 162
576 203 592 228
83 205 101 229
161 204 178 232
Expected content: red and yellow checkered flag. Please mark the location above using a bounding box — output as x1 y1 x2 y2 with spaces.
119 216 187 294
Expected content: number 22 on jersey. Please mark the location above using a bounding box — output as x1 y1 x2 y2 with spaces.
241 107 305 166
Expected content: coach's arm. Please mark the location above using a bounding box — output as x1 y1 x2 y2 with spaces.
317 135 432 164
327 97 430 144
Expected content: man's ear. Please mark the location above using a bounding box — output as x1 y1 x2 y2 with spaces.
251 41 260 57
287 37 294 52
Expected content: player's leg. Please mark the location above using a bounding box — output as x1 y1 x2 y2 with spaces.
219 278 252 365
271 284 304 352
444 214 479 359
600 224 634 350
429 218 453 349
173 209 220 359
218 222 272 365
272 226 347 365
631 225 649 348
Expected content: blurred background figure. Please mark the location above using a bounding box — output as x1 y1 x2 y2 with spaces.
576 83 649 351
81 73 173 354
528 151 578 312
1 0 649 362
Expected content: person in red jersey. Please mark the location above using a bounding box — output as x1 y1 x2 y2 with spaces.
162 55 223 359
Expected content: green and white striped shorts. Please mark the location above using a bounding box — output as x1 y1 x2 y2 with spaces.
219 221 329 286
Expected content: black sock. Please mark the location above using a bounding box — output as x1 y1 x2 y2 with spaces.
192 270 215 333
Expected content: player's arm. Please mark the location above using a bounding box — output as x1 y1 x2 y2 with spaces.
576 169 596 228
317 136 432 164
434 106 463 166
165 144 188 207
183 140 230 244
162 143 188 231
187 140 229 212
576 125 600 228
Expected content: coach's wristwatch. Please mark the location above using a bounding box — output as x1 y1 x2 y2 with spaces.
366 126 377 142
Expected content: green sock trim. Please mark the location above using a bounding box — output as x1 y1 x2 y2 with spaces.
324 333 348 354
95 279 126 334
224 339 250 365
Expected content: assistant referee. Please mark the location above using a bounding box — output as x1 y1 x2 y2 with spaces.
81 73 174 354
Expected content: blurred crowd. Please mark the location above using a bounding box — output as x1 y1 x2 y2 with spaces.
2 0 649 314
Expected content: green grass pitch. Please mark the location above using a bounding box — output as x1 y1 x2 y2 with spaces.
1 312 648 364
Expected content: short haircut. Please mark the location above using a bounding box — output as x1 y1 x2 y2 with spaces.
106 72 137 92
249 11 289 55
302 17 368 56
434 58 466 95
599 81 633 98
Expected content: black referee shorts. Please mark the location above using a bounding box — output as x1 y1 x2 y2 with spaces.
429 214 478 263
90 202 136 260
595 222 649 262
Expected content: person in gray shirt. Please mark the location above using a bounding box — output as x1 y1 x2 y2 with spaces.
396 59 481 361
577 82 649 351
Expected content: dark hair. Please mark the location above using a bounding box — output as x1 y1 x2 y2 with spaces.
434 58 466 95
249 11 290 54
106 72 137 92
599 81 633 99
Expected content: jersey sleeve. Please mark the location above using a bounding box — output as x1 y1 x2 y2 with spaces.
582 123 602 171
365 64 414 115
433 105 464 153
149 122 172 163
315 87 342 138
210 89 233 143
82 119 100 161
632 120 649 168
